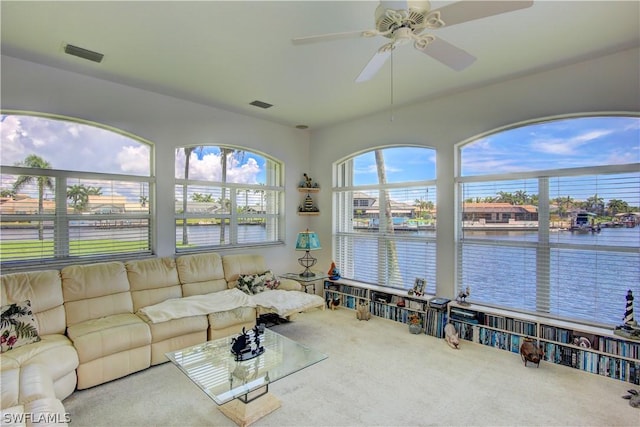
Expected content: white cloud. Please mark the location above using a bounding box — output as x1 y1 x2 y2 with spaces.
117 145 151 175
533 129 613 155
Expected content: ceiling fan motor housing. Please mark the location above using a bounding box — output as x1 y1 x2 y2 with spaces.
374 1 432 38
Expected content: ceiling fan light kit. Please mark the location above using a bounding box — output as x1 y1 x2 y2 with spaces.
292 0 534 82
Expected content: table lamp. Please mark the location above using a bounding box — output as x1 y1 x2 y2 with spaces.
295 229 321 277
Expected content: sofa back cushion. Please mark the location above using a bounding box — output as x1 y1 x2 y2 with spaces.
61 261 133 326
222 254 267 289
176 253 227 297
125 258 182 312
1 270 66 335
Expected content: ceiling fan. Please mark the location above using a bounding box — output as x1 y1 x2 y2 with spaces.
292 1 533 82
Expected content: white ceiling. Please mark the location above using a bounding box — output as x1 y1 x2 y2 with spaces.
1 1 638 130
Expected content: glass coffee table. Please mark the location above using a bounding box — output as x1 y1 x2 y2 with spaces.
166 328 327 426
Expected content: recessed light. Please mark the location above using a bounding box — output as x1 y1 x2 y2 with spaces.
64 44 104 63
249 100 273 109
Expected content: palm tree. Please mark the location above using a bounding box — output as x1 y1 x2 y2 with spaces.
375 149 402 286
179 146 204 245
607 199 629 216
219 148 244 244
13 154 54 240
67 184 88 212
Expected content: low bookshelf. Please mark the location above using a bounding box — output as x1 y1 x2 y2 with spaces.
324 279 448 338
447 301 640 384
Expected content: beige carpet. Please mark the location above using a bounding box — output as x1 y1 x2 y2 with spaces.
63 308 638 426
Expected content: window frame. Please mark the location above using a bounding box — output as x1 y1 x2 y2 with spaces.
455 115 640 327
0 112 155 270
333 147 438 292
174 145 285 252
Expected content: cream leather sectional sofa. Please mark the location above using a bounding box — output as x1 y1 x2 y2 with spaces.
0 252 323 426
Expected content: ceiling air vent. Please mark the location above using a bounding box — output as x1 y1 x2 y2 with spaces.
64 44 104 63
249 100 273 109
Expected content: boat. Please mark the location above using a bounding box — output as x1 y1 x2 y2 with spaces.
570 212 600 233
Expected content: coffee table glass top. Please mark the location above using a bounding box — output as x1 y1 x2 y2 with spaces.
166 329 327 405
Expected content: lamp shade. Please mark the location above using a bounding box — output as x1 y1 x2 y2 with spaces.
295 230 321 251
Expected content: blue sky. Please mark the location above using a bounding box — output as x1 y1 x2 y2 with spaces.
461 116 639 176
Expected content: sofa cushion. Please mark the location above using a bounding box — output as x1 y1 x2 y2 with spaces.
176 253 228 296
61 262 133 326
126 258 182 312
222 254 267 288
66 313 151 363
1 300 40 352
207 306 257 330
1 270 66 336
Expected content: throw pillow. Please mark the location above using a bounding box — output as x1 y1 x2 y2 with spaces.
236 270 280 294
262 270 280 290
1 300 41 353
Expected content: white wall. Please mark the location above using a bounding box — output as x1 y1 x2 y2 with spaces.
0 55 312 273
309 48 640 298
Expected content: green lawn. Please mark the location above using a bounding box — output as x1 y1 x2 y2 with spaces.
1 239 148 261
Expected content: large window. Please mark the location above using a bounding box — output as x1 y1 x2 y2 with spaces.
457 115 640 326
0 113 153 268
175 146 283 251
333 146 437 292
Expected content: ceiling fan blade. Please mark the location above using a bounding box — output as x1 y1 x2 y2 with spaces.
356 50 392 83
292 30 366 45
433 0 533 27
379 1 410 10
416 36 476 71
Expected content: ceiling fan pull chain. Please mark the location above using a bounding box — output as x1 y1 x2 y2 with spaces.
390 48 394 122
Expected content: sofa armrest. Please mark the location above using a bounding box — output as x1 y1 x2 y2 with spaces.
277 278 302 291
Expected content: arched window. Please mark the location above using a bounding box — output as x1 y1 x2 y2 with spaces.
333 146 437 292
175 146 284 250
0 113 153 268
457 115 640 326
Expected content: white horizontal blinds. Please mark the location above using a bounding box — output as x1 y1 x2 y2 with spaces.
458 241 538 312
65 178 150 259
459 170 640 325
547 172 640 325
334 185 436 291
1 173 151 264
174 184 282 250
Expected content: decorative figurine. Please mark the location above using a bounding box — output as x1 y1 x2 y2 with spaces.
230 324 265 361
298 193 319 213
520 337 544 367
299 173 318 188
456 286 471 305
444 323 460 349
621 389 640 408
356 300 371 321
614 290 640 340
327 261 341 280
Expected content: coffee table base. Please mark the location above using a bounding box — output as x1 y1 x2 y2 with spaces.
219 393 281 427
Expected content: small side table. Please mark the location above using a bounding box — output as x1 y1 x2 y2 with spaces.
280 272 329 294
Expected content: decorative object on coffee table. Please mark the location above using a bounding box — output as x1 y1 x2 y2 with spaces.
295 229 321 277
230 324 265 361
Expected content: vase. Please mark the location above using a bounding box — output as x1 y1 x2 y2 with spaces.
408 323 422 334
